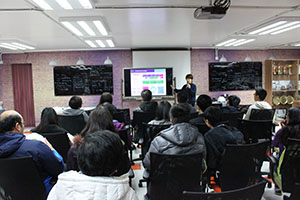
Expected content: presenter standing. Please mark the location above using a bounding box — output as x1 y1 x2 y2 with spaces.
171 74 196 106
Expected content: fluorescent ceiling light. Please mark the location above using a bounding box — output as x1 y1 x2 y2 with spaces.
62 22 83 36
216 39 236 47
79 0 93 9
225 39 246 47
233 39 255 46
293 43 300 46
85 40 97 48
32 0 53 10
271 23 300 35
2 43 26 50
77 21 95 36
12 42 35 50
55 0 73 10
93 21 108 36
259 21 300 35
106 40 115 47
249 21 287 35
96 40 105 47
0 44 18 50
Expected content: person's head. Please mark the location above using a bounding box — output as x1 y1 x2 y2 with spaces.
227 95 241 107
80 105 115 137
254 88 267 101
78 130 123 176
34 107 59 132
203 106 223 128
155 101 171 121
141 89 152 102
177 91 189 104
286 107 300 125
0 110 24 134
196 94 212 113
102 102 116 117
99 92 113 105
185 74 193 84
169 104 190 124
69 96 82 109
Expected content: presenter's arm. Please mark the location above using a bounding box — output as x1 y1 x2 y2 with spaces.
170 84 186 93
184 84 196 97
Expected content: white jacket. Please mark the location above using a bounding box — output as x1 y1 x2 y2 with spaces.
47 171 138 200
244 101 272 120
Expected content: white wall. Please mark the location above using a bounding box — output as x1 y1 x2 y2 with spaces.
132 50 191 88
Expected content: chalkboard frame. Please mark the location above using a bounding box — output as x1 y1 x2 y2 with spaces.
209 62 262 92
54 65 113 96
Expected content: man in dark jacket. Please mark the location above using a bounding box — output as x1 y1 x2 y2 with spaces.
203 106 244 171
0 110 64 194
135 89 158 112
143 104 206 170
221 95 241 113
190 94 212 127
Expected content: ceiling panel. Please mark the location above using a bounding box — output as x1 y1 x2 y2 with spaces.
0 0 299 53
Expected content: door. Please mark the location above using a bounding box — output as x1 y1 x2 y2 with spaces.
12 64 35 127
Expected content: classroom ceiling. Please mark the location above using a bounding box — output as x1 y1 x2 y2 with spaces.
0 0 300 53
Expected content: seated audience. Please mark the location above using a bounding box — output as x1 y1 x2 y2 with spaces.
221 95 241 113
48 130 138 200
244 88 272 120
31 107 67 135
272 107 300 194
67 106 130 174
135 89 158 112
98 92 118 114
62 96 89 123
204 106 244 171
0 110 64 194
143 103 206 172
177 91 197 114
148 101 171 125
190 94 212 126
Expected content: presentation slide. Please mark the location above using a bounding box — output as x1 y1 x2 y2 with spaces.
130 69 167 96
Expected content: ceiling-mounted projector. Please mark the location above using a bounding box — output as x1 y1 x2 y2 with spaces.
194 6 227 19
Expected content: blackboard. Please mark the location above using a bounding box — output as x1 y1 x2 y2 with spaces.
54 65 113 96
209 62 262 91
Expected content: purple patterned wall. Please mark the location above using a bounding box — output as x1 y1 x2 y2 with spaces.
1 49 300 124
191 49 300 105
0 50 132 124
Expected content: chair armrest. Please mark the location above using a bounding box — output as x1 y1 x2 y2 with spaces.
143 169 150 180
267 155 277 165
129 168 135 179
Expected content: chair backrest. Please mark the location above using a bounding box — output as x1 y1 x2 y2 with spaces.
0 157 46 200
281 138 300 193
182 181 266 200
219 141 269 191
249 109 275 121
43 132 71 162
194 123 210 135
150 152 203 200
57 114 86 135
221 112 244 128
132 111 156 138
113 111 126 123
237 119 273 143
117 108 131 125
117 128 131 151
143 123 171 155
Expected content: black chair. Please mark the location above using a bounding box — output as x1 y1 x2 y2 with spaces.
57 114 86 135
117 108 131 125
221 112 244 128
269 138 300 199
218 141 269 191
113 111 126 123
237 119 273 144
138 123 171 187
131 111 156 144
0 157 46 200
249 109 275 120
182 180 266 200
194 123 210 135
43 132 71 162
150 152 203 200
